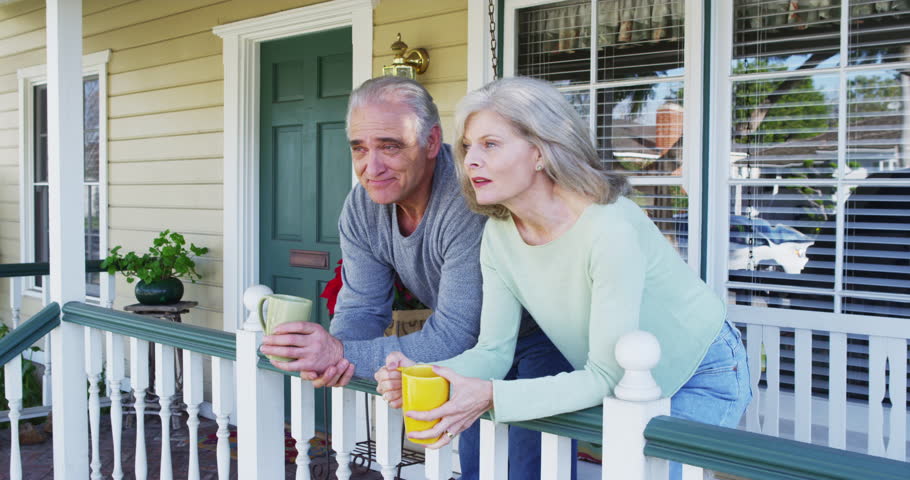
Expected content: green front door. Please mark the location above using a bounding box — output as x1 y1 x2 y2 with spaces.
259 28 353 329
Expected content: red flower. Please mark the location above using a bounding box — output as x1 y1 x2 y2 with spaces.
320 259 343 316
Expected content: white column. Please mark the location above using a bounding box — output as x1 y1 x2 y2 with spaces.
106 332 126 480
85 328 104 480
183 350 204 480
156 344 176 480
424 443 454 480
375 400 403 480
332 388 357 480
480 419 509 480
5 356 23 480
130 338 150 480
290 376 315 480
602 331 671 480
541 433 572 479
236 285 284 479
212 357 235 480
46 0 88 477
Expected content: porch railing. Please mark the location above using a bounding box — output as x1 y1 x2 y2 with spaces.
2 274 909 478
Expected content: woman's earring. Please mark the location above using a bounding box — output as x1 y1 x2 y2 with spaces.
535 163 544 172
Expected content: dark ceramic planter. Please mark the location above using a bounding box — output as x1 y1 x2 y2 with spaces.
135 277 184 305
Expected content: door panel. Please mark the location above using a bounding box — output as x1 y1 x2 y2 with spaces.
260 27 353 330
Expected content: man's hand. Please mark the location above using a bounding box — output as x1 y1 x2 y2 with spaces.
374 351 416 408
308 357 356 388
260 322 346 376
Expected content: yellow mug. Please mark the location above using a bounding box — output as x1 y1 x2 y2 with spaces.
399 364 449 445
258 293 313 362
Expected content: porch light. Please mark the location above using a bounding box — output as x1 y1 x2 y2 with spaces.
382 33 429 80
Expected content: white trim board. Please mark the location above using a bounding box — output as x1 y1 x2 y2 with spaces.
214 0 377 332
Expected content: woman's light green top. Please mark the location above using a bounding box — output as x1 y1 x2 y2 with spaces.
436 197 726 423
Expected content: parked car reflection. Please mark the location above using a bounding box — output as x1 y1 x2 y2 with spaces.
675 214 815 274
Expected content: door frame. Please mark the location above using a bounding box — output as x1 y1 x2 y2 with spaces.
215 0 376 331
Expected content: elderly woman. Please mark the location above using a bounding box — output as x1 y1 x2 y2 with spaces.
375 77 751 474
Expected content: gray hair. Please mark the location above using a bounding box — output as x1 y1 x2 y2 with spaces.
346 76 442 147
454 76 629 219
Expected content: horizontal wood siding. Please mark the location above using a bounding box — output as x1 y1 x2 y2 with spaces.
0 0 329 330
372 0 468 137
0 0 471 330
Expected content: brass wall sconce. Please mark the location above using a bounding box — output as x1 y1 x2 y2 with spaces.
382 33 429 80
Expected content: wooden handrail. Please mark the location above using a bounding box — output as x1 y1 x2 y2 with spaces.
0 260 105 279
0 302 60 367
644 415 910 480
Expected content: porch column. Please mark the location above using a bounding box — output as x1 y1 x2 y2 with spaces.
46 0 89 478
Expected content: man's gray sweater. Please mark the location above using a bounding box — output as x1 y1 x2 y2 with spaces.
330 146 487 379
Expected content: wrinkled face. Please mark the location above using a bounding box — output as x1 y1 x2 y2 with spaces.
462 110 541 206
348 102 437 206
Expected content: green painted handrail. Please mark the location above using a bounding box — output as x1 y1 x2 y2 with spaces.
0 302 60 367
61 302 235 360
258 356 603 442
644 415 910 480
0 260 105 279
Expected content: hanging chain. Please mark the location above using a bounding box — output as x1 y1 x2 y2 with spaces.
488 0 498 78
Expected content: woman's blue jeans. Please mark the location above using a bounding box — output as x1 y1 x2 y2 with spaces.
667 321 752 478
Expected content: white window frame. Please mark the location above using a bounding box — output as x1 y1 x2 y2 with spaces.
17 50 110 301
488 0 706 271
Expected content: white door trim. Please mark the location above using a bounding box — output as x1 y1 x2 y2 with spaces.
214 0 377 332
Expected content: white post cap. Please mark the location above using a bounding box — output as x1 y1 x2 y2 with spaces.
612 330 663 402
242 284 273 332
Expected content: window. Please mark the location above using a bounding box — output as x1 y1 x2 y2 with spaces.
721 0 910 404
505 0 700 265
18 51 109 299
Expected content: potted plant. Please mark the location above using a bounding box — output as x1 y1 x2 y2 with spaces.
320 259 431 336
101 230 209 305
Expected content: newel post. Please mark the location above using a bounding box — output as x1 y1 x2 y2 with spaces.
236 285 285 479
602 331 670 480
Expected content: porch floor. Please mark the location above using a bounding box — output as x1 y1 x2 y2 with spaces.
0 411 382 480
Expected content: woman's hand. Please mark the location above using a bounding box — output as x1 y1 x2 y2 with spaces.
406 366 493 449
374 352 416 408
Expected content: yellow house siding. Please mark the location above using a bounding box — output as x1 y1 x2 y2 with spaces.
372 0 468 141
0 0 333 329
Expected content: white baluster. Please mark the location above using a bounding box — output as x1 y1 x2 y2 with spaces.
332 388 357 480
101 271 115 309
106 332 125 480
745 325 763 433
827 332 848 450
212 357 234 480
156 344 176 480
681 464 706 480
5 356 23 480
183 350 204 480
602 330 671 480
85 327 104 480
541 433 572 479
479 418 508 480
376 398 403 480
868 336 887 457
41 277 52 406
10 276 22 328
424 442 453 480
885 337 907 461
291 376 315 480
237 283 284 480
763 326 781 437
794 328 812 443
130 338 150 480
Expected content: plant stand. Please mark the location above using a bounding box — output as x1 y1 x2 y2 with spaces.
122 301 197 430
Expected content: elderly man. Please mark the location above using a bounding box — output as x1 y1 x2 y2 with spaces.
260 76 575 480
